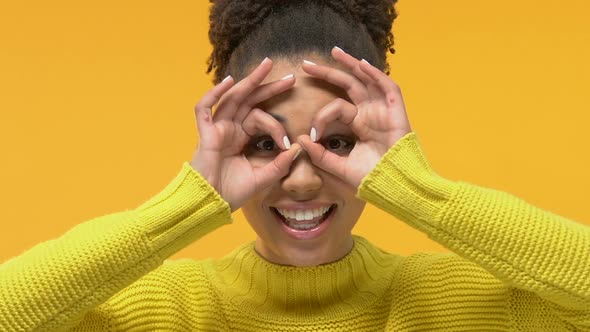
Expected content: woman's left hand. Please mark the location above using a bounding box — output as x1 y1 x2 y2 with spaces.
297 46 413 189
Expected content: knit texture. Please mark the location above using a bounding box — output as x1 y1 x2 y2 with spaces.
1 132 589 331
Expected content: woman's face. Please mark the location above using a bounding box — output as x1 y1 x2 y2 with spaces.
240 56 366 267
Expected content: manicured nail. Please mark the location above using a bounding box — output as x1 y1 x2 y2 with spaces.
310 127 317 142
361 59 371 65
281 74 294 81
334 46 344 53
261 57 270 65
303 60 317 66
283 136 291 149
221 75 232 83
292 148 302 161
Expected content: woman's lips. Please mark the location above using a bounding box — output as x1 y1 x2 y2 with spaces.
270 205 337 240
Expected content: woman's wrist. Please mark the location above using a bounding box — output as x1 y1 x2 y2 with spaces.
357 132 457 228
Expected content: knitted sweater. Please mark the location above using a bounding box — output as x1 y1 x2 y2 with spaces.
0 132 588 331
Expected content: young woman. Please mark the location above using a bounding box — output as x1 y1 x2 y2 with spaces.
1 0 588 331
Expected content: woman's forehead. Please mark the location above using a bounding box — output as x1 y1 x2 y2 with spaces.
256 79 347 121
257 61 351 111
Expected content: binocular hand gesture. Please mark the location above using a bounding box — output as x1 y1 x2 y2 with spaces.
190 58 301 212
190 49 413 212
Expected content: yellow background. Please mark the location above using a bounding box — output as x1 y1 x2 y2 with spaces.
1 1 589 263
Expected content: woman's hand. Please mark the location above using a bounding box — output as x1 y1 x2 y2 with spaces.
190 58 302 212
296 47 413 189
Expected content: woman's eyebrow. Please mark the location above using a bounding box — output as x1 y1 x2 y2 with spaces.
271 114 287 124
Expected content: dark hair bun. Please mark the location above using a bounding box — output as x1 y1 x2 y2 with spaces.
208 0 398 83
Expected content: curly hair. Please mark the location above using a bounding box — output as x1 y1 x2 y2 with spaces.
207 0 399 84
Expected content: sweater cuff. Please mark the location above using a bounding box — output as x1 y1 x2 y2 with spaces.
357 132 458 234
134 162 233 259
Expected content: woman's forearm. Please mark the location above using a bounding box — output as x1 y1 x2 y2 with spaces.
0 162 232 331
358 132 590 321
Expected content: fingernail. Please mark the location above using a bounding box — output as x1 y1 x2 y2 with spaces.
361 59 371 65
283 136 291 149
292 148 302 161
303 60 317 66
261 57 270 65
334 46 344 53
310 127 317 142
281 74 294 80
221 75 232 83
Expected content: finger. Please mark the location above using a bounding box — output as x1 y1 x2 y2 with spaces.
253 143 303 190
241 108 291 150
194 76 235 139
297 135 347 179
234 73 295 123
310 98 361 142
213 57 274 121
301 61 369 105
330 46 374 87
358 59 401 104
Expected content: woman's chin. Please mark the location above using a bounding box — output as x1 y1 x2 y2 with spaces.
254 235 354 267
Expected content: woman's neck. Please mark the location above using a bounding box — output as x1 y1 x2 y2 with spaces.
253 234 355 267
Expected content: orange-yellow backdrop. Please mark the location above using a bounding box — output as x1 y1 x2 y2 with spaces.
1 1 589 263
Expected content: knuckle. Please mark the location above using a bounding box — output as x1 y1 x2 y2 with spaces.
334 98 347 106
249 108 263 119
194 100 205 111
386 91 398 101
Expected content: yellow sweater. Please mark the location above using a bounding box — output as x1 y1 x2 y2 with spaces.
1 132 588 331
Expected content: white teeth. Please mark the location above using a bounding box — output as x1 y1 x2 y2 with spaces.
296 210 304 221
276 206 332 221
288 221 320 230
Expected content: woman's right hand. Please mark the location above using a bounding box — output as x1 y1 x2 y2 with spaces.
190 58 301 212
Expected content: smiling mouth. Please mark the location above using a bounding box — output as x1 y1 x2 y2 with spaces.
270 204 337 230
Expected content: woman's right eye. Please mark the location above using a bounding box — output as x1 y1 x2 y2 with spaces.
249 136 278 153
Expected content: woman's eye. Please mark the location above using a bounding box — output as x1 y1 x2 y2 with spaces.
322 136 356 153
251 136 278 152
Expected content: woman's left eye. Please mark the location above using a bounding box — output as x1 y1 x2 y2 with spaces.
322 136 355 153
254 137 278 152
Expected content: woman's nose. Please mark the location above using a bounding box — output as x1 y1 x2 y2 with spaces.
280 151 322 194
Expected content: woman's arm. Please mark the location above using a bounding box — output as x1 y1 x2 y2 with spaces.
0 162 232 331
358 132 590 329
0 54 303 332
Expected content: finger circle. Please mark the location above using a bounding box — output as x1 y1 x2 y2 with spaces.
297 135 347 180
241 108 290 150
312 98 358 142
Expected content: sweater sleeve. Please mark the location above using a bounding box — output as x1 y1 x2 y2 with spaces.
357 132 590 329
0 162 232 331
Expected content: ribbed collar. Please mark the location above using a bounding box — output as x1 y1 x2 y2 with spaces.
206 236 402 321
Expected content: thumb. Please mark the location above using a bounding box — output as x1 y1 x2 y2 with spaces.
253 143 303 189
297 135 346 178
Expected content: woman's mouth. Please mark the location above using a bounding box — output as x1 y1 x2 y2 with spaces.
270 204 337 239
